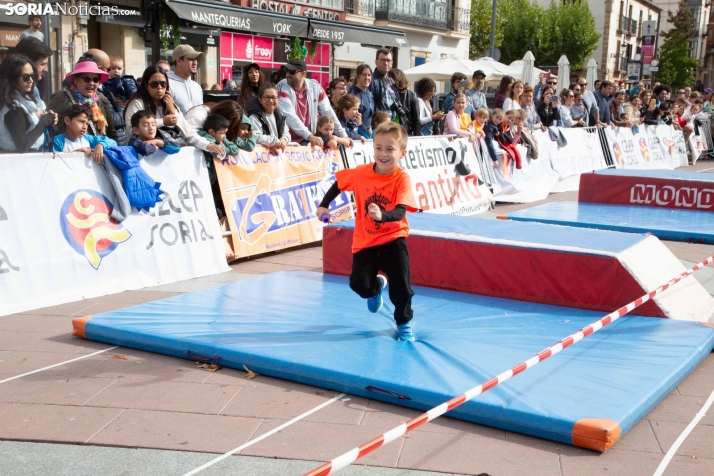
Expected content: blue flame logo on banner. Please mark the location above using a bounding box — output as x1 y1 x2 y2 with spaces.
59 190 132 269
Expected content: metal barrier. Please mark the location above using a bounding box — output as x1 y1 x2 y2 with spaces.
695 119 714 160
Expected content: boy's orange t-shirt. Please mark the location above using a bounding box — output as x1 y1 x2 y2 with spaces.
336 163 418 253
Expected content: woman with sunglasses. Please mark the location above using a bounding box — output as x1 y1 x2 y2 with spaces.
0 54 57 153
327 77 348 113
124 66 224 156
47 60 117 142
558 88 584 128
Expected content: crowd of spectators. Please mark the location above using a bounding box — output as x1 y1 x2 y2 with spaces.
1 28 712 170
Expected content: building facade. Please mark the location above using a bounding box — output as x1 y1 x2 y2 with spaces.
536 0 661 85
0 0 468 93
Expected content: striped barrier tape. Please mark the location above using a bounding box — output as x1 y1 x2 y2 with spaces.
304 254 714 476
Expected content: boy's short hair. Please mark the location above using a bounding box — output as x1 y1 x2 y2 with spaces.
204 114 230 133
337 94 360 118
372 111 391 128
491 108 504 117
694 99 704 105
504 109 518 117
373 122 408 151
516 109 527 120
317 115 335 129
64 104 91 122
475 107 489 118
109 55 123 64
130 110 153 128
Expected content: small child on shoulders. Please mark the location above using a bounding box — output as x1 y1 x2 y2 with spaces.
52 104 116 163
129 110 181 156
315 116 352 149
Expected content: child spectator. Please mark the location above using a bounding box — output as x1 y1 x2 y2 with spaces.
198 114 241 157
315 116 353 149
315 122 419 341
337 94 368 143
371 111 391 137
484 108 505 169
516 109 538 160
497 110 523 173
128 110 180 156
473 107 489 139
103 56 138 108
235 116 258 151
52 104 116 163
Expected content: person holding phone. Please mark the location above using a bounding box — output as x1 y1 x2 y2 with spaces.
536 86 561 127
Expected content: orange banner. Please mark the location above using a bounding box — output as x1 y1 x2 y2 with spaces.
215 145 353 258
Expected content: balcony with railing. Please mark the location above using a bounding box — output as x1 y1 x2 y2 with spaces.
631 19 638 36
448 6 470 33
619 16 631 35
375 0 448 30
345 0 375 18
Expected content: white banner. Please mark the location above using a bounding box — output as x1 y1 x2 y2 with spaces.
344 136 494 216
0 148 229 316
482 127 608 202
605 125 688 169
689 134 705 164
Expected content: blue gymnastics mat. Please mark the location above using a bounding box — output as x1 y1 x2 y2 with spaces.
506 201 714 243
73 271 714 451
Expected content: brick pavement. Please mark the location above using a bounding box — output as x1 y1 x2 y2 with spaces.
2 165 714 475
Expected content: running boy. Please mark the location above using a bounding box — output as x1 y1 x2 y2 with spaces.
315 122 419 341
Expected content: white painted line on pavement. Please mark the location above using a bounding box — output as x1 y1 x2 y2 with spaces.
183 392 346 476
653 385 714 476
696 166 714 172
0 346 118 384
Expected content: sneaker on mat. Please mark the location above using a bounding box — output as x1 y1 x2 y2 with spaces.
397 322 415 342
367 274 388 313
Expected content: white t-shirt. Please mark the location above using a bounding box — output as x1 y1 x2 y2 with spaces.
61 135 91 153
502 98 521 112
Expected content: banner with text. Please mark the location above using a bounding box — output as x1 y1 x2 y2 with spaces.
0 149 229 316
215 145 353 258
605 125 688 170
343 136 494 216
481 128 609 202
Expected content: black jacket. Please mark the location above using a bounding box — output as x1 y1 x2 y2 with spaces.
244 96 287 139
399 88 422 136
537 101 561 127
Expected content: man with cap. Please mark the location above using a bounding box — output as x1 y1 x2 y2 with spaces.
277 58 351 147
465 70 487 114
168 44 204 114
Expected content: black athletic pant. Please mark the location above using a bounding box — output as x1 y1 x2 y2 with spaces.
349 237 414 325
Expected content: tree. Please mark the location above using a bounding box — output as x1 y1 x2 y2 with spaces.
472 0 599 70
657 0 699 88
469 0 507 59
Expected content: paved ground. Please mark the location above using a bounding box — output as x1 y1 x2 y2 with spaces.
2 162 714 476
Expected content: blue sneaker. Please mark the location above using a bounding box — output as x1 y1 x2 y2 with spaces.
367 274 388 313
397 323 415 342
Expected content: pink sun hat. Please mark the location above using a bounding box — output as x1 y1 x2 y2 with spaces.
65 61 109 86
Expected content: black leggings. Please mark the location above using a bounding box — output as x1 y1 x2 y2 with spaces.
349 238 414 325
